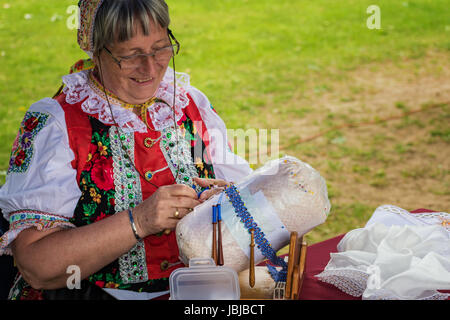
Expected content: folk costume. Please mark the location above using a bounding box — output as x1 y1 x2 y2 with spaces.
0 0 251 300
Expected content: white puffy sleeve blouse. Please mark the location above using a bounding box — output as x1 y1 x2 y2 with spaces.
0 98 81 254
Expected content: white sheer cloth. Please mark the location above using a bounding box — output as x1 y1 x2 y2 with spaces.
316 205 450 300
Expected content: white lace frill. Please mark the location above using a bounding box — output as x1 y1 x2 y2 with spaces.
315 206 450 300
61 67 190 133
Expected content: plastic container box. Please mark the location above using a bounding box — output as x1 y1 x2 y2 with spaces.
169 258 240 300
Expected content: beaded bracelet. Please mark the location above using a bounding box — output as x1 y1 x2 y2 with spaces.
223 184 287 282
128 208 143 242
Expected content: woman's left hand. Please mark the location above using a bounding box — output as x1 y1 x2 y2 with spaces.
193 177 229 202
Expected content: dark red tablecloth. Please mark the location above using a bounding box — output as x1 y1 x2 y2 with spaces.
297 208 450 300
297 233 353 300
157 208 448 300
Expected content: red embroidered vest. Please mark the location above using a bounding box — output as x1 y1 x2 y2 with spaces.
54 93 215 291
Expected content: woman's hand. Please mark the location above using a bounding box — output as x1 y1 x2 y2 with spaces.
133 184 201 236
193 177 230 202
132 178 230 236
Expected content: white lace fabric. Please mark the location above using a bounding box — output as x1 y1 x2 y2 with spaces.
62 67 190 133
316 205 450 300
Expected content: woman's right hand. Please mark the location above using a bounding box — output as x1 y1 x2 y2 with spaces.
132 184 201 236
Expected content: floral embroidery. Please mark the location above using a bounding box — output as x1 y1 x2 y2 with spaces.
8 112 49 174
71 118 115 226
0 210 75 255
9 276 44 300
91 157 114 190
180 116 215 179
69 58 95 74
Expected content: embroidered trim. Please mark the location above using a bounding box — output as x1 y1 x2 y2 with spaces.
160 126 201 191
110 126 149 284
110 127 143 211
118 241 149 284
8 112 49 174
0 210 75 255
61 68 190 133
315 268 450 300
364 289 450 300
315 269 368 297
379 204 450 232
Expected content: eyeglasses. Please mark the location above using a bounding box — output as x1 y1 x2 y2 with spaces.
103 29 180 70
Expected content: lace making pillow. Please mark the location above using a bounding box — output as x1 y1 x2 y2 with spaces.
176 156 331 273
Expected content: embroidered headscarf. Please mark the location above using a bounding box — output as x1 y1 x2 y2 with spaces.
77 0 105 58
57 0 103 79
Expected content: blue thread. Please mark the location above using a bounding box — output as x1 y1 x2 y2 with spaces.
223 185 287 282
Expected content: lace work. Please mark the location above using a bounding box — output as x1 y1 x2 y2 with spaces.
378 204 450 232
110 126 148 284
61 68 191 133
63 71 145 133
364 288 450 300
315 269 368 297
316 266 450 300
316 217 450 300
150 71 190 130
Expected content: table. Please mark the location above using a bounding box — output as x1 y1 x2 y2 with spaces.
297 208 450 300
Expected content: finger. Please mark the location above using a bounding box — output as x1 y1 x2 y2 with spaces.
199 187 224 202
163 183 198 199
193 177 229 188
169 196 201 210
162 219 179 233
168 207 194 220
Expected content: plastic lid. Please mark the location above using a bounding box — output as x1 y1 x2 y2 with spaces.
169 258 240 300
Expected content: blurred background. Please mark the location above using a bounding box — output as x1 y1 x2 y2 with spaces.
0 0 448 244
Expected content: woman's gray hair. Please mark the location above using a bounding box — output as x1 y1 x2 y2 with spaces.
93 0 170 57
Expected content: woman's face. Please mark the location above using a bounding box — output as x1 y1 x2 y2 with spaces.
95 19 170 105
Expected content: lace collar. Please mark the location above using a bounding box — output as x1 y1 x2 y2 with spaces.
61 67 191 133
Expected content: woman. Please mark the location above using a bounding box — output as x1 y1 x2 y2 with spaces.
0 0 251 300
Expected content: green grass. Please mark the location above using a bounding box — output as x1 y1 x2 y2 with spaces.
307 202 377 244
0 0 449 243
1 0 448 162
